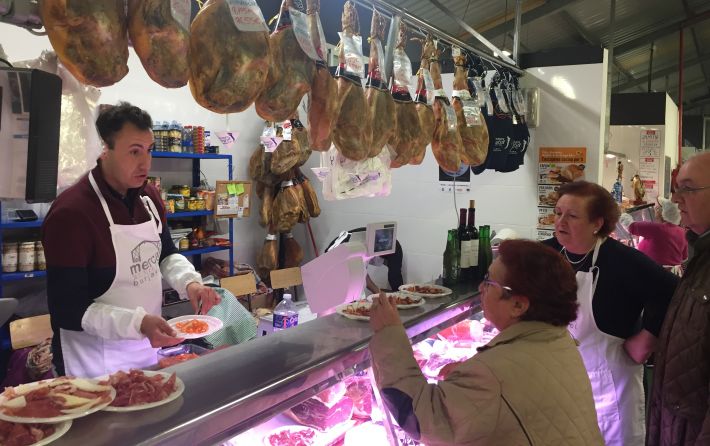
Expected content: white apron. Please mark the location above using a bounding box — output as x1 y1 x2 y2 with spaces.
568 238 645 446
60 172 163 378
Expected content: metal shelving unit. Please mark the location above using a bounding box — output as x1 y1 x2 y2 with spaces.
0 151 235 297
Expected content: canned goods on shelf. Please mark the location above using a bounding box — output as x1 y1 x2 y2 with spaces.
35 241 46 271
19 241 36 272
2 242 18 273
187 197 199 211
179 238 189 250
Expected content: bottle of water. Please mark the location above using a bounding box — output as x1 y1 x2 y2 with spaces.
273 294 298 331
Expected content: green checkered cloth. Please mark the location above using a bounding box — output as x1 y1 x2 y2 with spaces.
205 288 257 347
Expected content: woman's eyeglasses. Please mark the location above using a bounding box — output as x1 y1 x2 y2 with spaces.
482 272 514 297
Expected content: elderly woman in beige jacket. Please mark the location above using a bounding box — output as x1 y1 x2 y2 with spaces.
369 239 603 446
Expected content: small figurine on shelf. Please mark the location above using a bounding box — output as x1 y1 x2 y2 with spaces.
611 161 624 203
631 174 646 205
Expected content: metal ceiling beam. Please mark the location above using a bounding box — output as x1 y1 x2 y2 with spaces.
480 0 580 40
463 0 546 36
614 7 710 56
557 10 641 90
682 0 710 96
613 52 710 91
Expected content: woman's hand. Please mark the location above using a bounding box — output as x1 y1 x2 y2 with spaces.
369 292 402 332
623 329 657 364
186 282 221 314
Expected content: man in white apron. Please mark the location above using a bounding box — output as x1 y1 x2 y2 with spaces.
42 102 220 378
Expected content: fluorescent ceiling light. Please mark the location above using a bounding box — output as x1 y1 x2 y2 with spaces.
502 50 511 57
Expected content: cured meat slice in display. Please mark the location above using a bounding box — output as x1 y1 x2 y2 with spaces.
256 0 315 122
0 420 57 446
40 0 129 87
332 1 372 161
306 0 340 151
452 53 488 167
387 22 422 168
108 370 176 407
287 382 354 431
188 0 270 113
127 0 190 88
430 45 463 172
411 35 436 165
365 9 396 158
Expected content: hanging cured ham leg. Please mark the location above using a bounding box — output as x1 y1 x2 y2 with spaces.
256 0 315 122
188 0 271 113
127 0 190 88
332 1 371 161
411 35 436 165
306 0 340 151
40 0 129 87
452 53 488 167
388 22 422 168
430 44 463 172
365 9 396 158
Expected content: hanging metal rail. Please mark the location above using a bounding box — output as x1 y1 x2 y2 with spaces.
350 0 524 74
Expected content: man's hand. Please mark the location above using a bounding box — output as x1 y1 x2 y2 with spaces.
369 292 402 332
623 329 657 364
140 314 184 348
186 282 221 315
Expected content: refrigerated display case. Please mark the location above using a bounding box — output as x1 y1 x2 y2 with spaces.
52 282 482 446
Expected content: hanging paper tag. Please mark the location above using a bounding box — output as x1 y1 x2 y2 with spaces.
471 77 485 107
339 32 365 78
462 101 482 126
452 46 461 58
261 136 283 152
289 7 320 61
422 68 435 105
443 102 457 131
227 0 269 33
434 88 448 98
371 39 386 82
392 48 414 91
514 88 527 114
170 0 191 32
215 131 239 150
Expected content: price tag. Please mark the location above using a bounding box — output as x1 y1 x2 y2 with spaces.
282 120 292 141
270 267 303 289
462 101 482 127
443 103 457 130
170 0 191 32
221 273 257 295
260 136 283 152
289 7 320 61
392 47 414 91
452 89 472 100
216 131 239 150
452 46 461 57
227 0 268 33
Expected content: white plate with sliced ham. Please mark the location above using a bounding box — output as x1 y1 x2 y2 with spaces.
366 292 425 309
101 370 184 412
335 301 372 321
0 419 72 446
0 376 115 424
167 315 223 339
399 284 453 298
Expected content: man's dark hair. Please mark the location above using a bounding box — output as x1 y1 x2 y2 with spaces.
96 102 153 149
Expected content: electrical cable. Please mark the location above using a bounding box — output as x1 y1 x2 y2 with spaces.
0 58 12 68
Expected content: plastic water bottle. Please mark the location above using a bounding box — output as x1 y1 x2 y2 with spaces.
273 294 298 331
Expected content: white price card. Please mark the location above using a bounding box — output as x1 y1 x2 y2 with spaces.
227 0 268 33
289 8 320 61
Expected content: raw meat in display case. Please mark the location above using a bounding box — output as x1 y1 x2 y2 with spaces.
227 313 497 445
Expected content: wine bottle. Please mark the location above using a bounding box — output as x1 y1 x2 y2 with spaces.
466 200 480 280
443 229 460 286
458 209 471 282
477 225 493 280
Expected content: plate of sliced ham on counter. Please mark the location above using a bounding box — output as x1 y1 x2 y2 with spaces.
366 292 425 309
0 376 115 424
399 284 453 299
335 301 372 321
262 425 321 446
167 315 223 339
102 370 184 412
0 419 72 446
